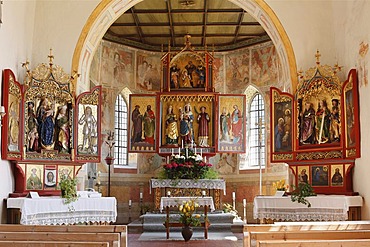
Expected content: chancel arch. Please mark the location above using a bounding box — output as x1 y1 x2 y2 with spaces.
72 0 296 94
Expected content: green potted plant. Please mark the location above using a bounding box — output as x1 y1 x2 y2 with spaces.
59 176 78 205
290 182 316 207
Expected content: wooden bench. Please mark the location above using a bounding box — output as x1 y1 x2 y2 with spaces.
0 241 109 247
0 225 127 247
258 239 370 247
244 222 370 247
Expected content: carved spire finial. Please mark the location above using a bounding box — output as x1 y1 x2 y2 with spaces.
315 50 321 65
48 48 54 68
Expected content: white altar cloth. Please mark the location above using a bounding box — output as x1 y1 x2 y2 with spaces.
253 195 363 221
150 179 226 195
7 196 117 225
160 196 215 212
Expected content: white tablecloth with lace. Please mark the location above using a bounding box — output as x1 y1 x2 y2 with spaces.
7 197 117 225
150 179 226 195
160 196 215 212
253 195 363 221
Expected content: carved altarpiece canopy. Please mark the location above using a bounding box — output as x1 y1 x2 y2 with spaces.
270 51 360 195
2 54 102 196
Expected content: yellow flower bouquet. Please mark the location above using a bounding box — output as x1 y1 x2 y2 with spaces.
178 199 201 226
273 179 289 191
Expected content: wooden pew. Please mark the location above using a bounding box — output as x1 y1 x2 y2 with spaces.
244 222 370 247
0 225 127 247
251 230 370 247
0 232 120 246
0 241 109 247
258 239 370 247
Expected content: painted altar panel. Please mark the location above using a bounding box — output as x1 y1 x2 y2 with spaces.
75 86 102 163
128 94 157 153
290 162 354 195
216 94 246 153
159 93 216 153
1 69 22 160
270 87 294 162
343 69 361 158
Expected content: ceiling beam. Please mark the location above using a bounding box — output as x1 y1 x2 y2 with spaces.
166 0 175 47
122 8 245 14
233 10 245 44
201 0 208 47
130 7 144 43
111 22 261 27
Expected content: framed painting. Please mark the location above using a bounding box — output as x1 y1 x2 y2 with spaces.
297 166 310 184
216 94 246 153
129 94 157 153
311 165 329 186
44 166 57 190
331 164 344 186
26 164 44 190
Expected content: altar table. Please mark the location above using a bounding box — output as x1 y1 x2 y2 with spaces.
7 196 117 225
253 195 363 222
150 179 225 210
161 196 214 239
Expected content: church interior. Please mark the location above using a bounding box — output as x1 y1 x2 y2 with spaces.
1 0 370 246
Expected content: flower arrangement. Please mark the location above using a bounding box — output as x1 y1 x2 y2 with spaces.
273 179 289 191
59 176 78 205
178 199 201 226
290 182 317 207
158 149 218 180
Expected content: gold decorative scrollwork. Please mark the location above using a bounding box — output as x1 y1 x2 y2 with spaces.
79 88 100 105
9 76 21 99
7 153 21 159
296 150 342 160
273 91 291 103
76 156 99 162
273 153 293 161
161 94 214 102
347 148 356 157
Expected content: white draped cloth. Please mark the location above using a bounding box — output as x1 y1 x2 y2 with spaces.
253 195 363 221
150 179 226 195
7 196 117 225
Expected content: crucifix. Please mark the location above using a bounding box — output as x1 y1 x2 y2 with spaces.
256 117 265 195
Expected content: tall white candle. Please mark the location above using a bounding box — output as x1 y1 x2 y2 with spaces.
202 190 206 196
232 192 236 199
200 149 202 156
140 192 143 199
185 148 188 158
182 140 184 148
178 147 181 155
171 148 174 156
194 145 197 155
166 156 169 163
129 199 132 206
243 199 246 207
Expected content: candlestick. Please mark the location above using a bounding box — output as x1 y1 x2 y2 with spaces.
243 198 247 224
232 191 236 210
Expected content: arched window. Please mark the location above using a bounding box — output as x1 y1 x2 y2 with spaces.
114 94 128 166
248 92 266 168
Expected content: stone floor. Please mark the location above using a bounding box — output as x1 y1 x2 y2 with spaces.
127 216 244 247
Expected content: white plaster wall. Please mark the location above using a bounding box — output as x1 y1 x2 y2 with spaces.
31 0 99 73
0 0 36 223
265 0 337 69
331 0 370 220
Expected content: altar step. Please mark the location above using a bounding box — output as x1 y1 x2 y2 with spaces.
139 211 237 232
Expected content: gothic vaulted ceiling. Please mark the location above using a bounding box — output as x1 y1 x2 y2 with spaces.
104 0 270 52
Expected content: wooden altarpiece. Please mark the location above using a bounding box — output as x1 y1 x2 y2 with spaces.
270 51 360 195
1 56 102 197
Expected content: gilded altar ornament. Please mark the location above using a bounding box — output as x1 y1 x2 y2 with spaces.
296 150 342 161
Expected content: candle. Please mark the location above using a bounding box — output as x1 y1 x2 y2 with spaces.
232 192 236 199
194 145 197 155
185 148 188 158
129 199 132 206
167 191 171 197
178 147 181 155
243 199 246 207
202 190 206 196
140 192 143 199
200 148 202 156
171 148 174 156
204 156 207 163
166 156 169 163
182 140 184 148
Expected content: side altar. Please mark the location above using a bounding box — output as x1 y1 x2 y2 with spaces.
150 179 225 210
